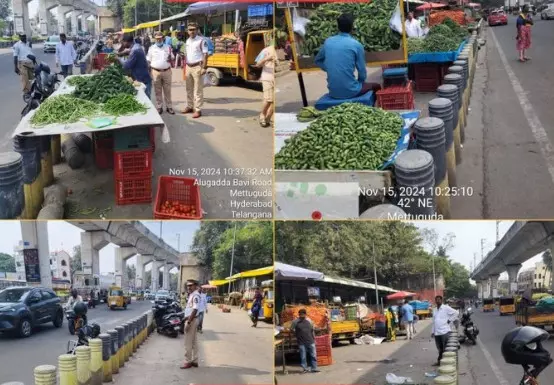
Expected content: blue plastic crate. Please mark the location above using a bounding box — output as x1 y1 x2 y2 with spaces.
247 4 273 17
114 127 151 151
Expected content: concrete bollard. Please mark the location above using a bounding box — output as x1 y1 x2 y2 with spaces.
39 135 54 188
107 330 119 374
75 346 91 385
51 135 61 165
440 357 456 368
2 382 25 385
394 150 436 217
33 365 57 385
128 321 135 358
98 333 112 382
147 310 154 334
141 314 147 343
429 98 457 187
122 323 130 362
58 354 78 385
115 326 125 368
89 338 103 385
434 375 456 385
132 319 138 353
438 365 457 384
140 315 145 344
13 135 43 219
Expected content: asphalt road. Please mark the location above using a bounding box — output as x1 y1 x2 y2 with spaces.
0 300 153 384
477 17 554 218
462 307 554 385
0 44 57 153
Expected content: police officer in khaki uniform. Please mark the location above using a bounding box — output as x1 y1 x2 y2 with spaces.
181 279 200 369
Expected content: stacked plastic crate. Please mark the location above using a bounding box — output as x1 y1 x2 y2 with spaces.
377 67 415 110
315 334 332 366
113 127 153 205
93 132 114 170
247 4 273 26
412 63 442 92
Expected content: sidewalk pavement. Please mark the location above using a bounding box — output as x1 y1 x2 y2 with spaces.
276 319 471 385
61 67 272 220
113 304 273 385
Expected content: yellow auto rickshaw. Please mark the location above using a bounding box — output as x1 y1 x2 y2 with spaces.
262 280 274 322
499 296 516 315
483 298 494 312
107 286 129 310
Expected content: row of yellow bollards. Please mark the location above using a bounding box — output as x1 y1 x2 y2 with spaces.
434 331 461 385
1 311 154 385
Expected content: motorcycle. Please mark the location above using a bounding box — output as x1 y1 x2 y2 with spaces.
21 54 61 118
67 323 101 354
458 307 479 345
75 41 89 62
65 309 87 335
152 300 184 338
87 296 96 309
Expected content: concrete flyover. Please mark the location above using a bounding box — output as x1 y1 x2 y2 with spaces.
13 0 100 37
19 221 181 292
470 221 554 298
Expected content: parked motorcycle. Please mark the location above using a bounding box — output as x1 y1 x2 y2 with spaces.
67 323 101 354
21 54 61 118
458 307 479 345
152 300 184 338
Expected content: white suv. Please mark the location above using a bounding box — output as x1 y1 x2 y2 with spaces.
541 4 554 20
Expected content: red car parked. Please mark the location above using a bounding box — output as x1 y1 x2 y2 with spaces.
489 11 508 26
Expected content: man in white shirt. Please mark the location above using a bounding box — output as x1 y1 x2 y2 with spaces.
405 12 423 38
55 33 77 78
147 31 175 114
13 34 35 93
255 36 277 128
197 287 208 333
181 279 200 369
182 23 208 119
431 295 459 366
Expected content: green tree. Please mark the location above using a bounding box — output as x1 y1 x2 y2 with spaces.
0 0 11 20
191 221 235 267
122 0 187 28
126 264 136 283
144 270 151 289
70 245 82 281
542 249 552 288
0 253 16 273
444 262 474 298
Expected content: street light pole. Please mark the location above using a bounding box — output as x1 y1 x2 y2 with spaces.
158 0 163 31
228 223 237 295
432 252 437 297
135 0 138 26
373 242 380 312
176 233 181 295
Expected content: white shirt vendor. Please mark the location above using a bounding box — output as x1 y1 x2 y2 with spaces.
405 18 423 38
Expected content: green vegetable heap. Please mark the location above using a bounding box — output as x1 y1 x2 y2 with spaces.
302 0 401 56
30 95 100 126
408 18 468 53
275 103 404 170
66 76 88 87
73 64 137 103
103 94 147 116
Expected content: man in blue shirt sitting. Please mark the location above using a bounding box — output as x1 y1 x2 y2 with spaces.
315 13 374 100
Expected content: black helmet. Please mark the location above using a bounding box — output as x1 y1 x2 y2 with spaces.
501 326 552 366
73 301 88 316
91 323 101 338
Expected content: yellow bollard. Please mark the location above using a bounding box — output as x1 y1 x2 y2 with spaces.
434 375 456 385
89 338 103 385
453 120 462 164
440 357 456 367
51 135 61 165
115 326 124 368
99 333 112 383
33 365 57 385
132 321 137 353
436 177 452 219
76 346 91 385
58 354 78 385
446 143 457 187
438 365 457 384
40 136 54 187
107 330 119 375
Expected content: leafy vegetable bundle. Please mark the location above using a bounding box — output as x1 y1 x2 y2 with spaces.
275 103 404 170
301 0 401 56
408 18 468 53
73 64 137 103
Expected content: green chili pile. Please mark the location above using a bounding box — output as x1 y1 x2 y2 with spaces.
66 76 88 87
301 0 401 56
103 94 148 116
275 103 404 170
73 64 137 103
30 95 100 126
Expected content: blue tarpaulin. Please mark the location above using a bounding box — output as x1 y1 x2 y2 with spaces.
380 110 421 170
407 39 468 64
409 300 431 310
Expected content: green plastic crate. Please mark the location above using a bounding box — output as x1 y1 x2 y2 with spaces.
114 126 151 151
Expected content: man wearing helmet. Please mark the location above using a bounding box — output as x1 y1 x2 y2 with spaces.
66 289 83 309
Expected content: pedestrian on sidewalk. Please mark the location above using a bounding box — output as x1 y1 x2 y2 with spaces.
290 309 320 373
197 287 207 333
516 5 533 62
413 313 419 334
55 33 77 78
147 31 175 114
119 34 152 99
385 307 397 341
181 279 200 369
250 287 263 327
13 34 34 93
255 33 277 128
401 299 415 340
182 22 208 119
431 295 459 366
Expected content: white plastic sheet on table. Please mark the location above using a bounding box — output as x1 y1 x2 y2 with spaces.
12 74 166 138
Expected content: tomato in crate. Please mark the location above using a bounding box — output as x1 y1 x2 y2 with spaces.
154 176 203 219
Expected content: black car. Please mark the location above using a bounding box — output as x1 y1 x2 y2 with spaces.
0 286 64 338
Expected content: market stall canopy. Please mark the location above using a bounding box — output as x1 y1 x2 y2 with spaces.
121 28 136 33
386 291 417 300
201 284 217 289
416 2 448 10
182 1 257 16
230 265 273 279
208 279 235 286
275 262 324 281
319 276 397 293
135 20 160 29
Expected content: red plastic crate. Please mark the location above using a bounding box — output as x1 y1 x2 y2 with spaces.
154 176 203 219
150 127 156 153
315 334 331 347
317 355 333 366
413 63 440 78
94 137 114 170
414 77 441 92
114 149 152 178
95 53 109 70
115 176 152 205
376 81 415 110
316 345 332 357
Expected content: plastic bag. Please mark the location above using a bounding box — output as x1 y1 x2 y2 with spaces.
292 8 310 38
203 74 211 87
389 4 403 35
385 373 413 384
161 125 170 144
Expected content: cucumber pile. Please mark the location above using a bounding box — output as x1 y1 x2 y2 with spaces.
73 64 137 103
275 103 404 171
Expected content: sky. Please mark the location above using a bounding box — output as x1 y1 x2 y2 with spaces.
0 221 200 274
411 221 543 281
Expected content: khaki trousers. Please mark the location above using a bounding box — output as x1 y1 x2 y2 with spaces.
152 68 173 109
19 62 34 93
185 65 204 112
184 317 199 364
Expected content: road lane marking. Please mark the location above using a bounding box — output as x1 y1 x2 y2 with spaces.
490 28 554 188
477 338 510 385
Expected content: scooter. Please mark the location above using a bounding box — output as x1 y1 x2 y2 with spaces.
65 309 87 336
459 308 479 345
67 323 101 354
152 301 183 338
21 54 61 118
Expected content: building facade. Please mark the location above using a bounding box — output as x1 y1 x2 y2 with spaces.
49 250 71 280
518 267 535 292
532 261 552 291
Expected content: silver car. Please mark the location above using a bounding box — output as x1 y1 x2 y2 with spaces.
541 4 554 20
43 35 60 53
